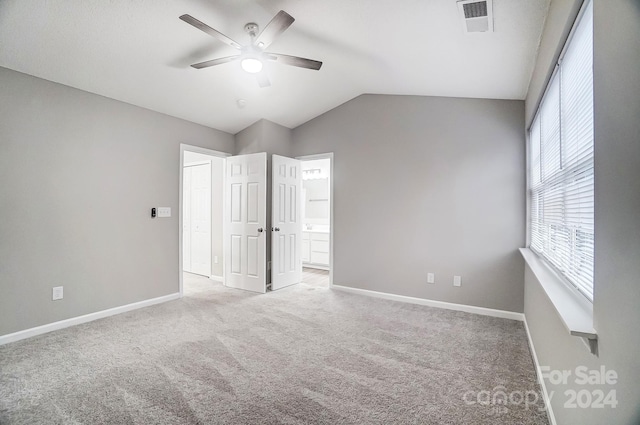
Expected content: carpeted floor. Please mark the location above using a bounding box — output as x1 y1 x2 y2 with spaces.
0 271 548 424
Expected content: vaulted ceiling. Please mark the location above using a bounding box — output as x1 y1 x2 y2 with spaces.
0 0 550 134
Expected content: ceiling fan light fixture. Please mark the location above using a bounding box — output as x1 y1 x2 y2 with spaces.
180 11 322 87
241 57 263 74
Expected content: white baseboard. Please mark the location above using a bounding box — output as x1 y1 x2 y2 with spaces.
331 285 525 321
523 317 557 425
209 275 224 283
302 264 330 271
0 293 181 346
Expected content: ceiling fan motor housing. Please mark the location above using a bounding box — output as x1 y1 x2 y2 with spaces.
244 22 259 38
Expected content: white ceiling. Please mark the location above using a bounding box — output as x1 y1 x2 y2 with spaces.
0 0 549 134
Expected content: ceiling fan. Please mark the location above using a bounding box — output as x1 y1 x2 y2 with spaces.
179 10 322 88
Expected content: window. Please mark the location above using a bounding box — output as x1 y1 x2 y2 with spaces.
529 0 594 301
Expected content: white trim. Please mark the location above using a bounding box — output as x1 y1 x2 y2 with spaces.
331 285 524 321
183 160 212 168
179 144 231 297
0 293 180 346
209 275 224 283
302 264 329 271
523 317 558 425
525 132 532 248
520 248 596 340
296 153 334 288
180 144 231 158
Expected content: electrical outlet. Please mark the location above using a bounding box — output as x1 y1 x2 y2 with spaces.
52 286 64 300
453 276 462 287
214 256 219 264
427 273 435 284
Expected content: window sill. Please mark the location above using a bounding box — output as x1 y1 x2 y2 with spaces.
520 248 598 354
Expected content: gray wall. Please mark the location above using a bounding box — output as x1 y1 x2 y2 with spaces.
235 119 293 280
234 119 292 158
0 67 234 336
523 1 640 424
292 94 526 313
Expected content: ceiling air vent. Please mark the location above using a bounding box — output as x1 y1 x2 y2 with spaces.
457 0 494 33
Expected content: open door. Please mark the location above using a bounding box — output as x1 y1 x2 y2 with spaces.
271 155 303 290
224 152 267 293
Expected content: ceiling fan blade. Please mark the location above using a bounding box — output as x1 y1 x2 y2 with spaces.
265 53 322 70
179 14 242 50
256 71 271 88
191 55 240 69
255 10 295 49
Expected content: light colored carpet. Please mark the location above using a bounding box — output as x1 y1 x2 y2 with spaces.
0 271 548 424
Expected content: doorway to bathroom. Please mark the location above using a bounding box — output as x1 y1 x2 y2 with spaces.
298 153 333 286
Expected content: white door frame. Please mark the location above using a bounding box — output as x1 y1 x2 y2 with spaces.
179 144 231 297
296 153 334 287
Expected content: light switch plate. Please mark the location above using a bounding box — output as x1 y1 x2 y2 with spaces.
52 286 63 300
157 207 171 218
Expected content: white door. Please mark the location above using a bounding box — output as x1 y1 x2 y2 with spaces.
271 155 303 290
190 163 212 276
183 163 212 276
183 166 192 272
224 152 267 293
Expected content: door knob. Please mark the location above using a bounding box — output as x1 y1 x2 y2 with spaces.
257 228 264 233
274 227 280 232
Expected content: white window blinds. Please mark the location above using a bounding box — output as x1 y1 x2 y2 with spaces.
529 0 594 300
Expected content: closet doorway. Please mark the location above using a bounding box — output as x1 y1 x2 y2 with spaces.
179 145 229 296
